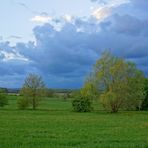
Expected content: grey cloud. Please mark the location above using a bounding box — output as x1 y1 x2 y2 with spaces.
0 0 148 88
111 14 148 36
131 0 148 10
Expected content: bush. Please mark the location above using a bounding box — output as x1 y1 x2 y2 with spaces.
0 93 8 107
72 94 93 112
17 97 29 110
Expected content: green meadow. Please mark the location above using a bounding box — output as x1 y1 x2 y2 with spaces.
0 95 147 148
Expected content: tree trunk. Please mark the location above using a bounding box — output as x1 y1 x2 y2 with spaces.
111 105 118 113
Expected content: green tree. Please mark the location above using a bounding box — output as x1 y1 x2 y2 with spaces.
90 51 145 113
20 73 46 110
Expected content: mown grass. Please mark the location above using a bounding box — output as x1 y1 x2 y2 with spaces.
0 95 148 148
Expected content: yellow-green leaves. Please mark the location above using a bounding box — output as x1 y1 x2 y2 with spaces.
87 51 145 112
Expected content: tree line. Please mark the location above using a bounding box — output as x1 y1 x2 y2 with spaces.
0 51 148 112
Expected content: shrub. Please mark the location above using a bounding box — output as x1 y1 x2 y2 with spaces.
17 97 29 110
72 94 93 112
0 93 8 107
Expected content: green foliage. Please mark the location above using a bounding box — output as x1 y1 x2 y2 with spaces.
72 92 93 112
81 81 99 100
17 97 29 110
123 76 145 111
91 51 145 112
100 91 119 113
20 73 46 110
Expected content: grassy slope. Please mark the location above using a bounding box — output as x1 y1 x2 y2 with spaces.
0 95 148 148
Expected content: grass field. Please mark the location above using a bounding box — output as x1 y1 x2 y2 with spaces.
0 95 148 148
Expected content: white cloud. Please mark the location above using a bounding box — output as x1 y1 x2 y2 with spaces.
63 14 73 23
30 15 52 23
92 7 112 20
0 49 28 62
91 0 130 21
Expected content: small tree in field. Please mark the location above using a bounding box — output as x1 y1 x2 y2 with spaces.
20 74 46 110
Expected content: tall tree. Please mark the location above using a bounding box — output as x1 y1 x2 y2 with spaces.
87 51 145 112
20 74 46 110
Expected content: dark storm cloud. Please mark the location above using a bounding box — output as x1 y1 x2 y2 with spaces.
111 14 148 36
14 22 99 88
0 0 148 88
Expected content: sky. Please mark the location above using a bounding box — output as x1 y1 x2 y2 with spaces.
0 0 148 88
